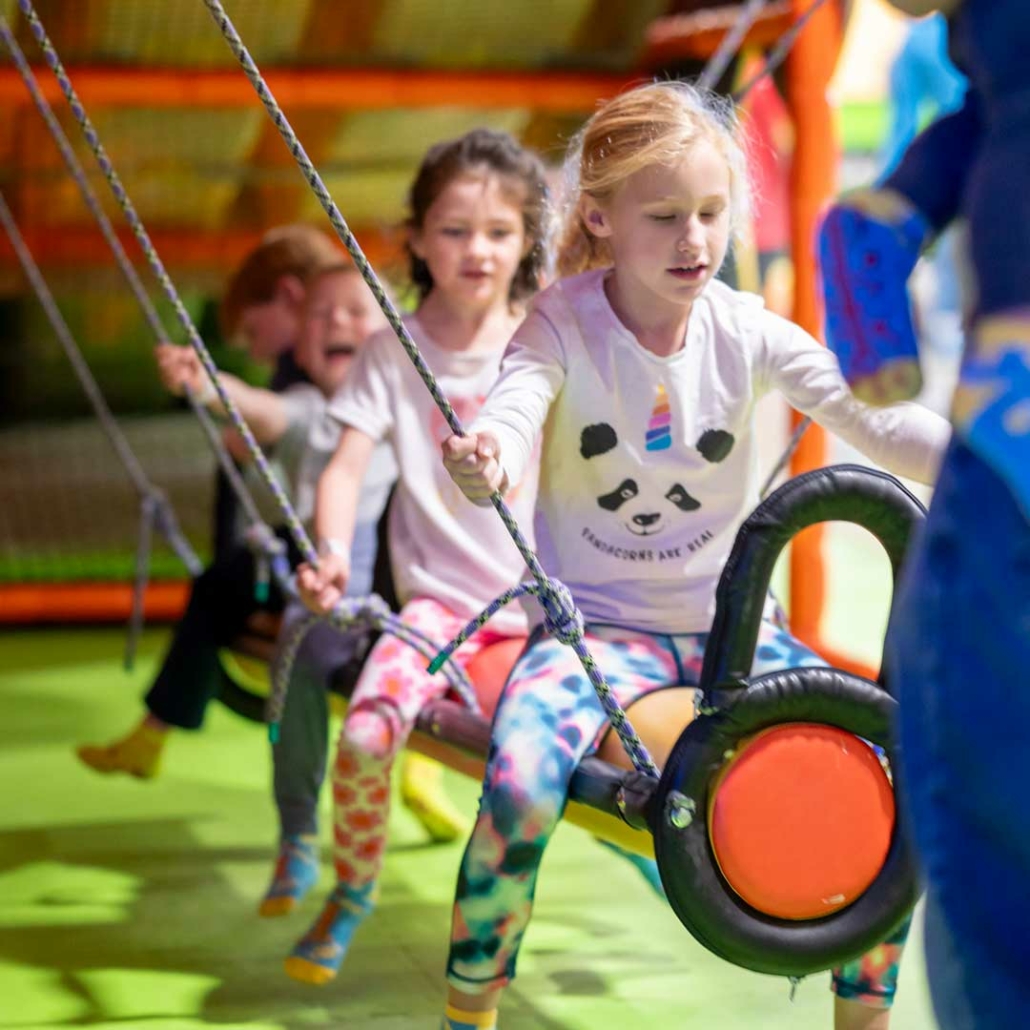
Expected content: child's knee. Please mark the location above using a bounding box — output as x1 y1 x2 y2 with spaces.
340 706 397 764
474 777 563 856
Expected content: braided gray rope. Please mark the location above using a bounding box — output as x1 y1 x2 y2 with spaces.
268 597 480 739
760 416 813 499
0 187 202 578
698 0 770 92
0 15 269 539
17 0 318 572
693 0 823 497
732 0 833 102
203 0 661 779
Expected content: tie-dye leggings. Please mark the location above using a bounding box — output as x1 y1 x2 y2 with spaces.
448 620 911 1006
329 596 512 890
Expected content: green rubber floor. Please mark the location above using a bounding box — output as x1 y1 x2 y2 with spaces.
0 605 936 1028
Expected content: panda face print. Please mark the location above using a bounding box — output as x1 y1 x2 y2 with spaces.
595 476 701 536
581 422 706 537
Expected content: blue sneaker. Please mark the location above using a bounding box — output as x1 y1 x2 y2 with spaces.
259 835 319 917
283 881 376 985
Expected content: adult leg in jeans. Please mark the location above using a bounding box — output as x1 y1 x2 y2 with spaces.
891 441 1030 1027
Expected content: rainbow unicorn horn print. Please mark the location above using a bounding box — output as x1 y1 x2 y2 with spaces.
646 383 672 452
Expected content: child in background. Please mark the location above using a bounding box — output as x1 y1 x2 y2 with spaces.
291 128 548 986
78 251 468 888
153 262 395 918
441 81 951 1030
75 225 338 779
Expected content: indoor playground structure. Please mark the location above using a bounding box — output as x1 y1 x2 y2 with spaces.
1 2 944 1028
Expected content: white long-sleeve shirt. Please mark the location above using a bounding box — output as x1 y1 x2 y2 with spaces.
473 269 950 635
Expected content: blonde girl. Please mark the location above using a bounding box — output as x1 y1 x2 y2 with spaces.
441 81 950 1030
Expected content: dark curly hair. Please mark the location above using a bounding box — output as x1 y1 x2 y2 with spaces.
405 128 550 304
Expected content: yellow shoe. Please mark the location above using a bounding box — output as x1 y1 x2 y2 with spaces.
399 752 470 843
75 722 167 779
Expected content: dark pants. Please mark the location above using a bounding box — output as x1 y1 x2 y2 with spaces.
144 525 303 729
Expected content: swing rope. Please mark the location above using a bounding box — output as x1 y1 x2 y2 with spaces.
0 188 202 667
12 0 481 733
201 0 661 780
15 0 317 583
0 17 272 549
760 416 812 499
698 0 769 92
268 601 478 738
732 0 833 102
716 0 829 492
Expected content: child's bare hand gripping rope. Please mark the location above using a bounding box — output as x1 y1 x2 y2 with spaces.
156 342 208 399
441 431 508 506
296 552 351 616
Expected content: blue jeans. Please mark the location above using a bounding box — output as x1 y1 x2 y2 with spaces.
889 439 1030 1027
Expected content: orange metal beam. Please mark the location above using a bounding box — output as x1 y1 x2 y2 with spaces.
0 66 635 111
0 581 190 624
642 3 793 66
0 224 403 273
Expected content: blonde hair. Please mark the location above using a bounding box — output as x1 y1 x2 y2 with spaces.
556 80 752 278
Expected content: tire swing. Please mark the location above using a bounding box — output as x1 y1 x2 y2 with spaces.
649 463 923 976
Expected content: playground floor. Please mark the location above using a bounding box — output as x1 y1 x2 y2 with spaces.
0 580 936 1030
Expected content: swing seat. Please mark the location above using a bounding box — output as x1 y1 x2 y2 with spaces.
219 464 923 977
649 464 922 976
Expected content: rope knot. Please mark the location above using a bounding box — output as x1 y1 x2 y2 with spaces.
540 578 583 645
358 593 391 623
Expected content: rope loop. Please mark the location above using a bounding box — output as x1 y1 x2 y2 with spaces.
539 578 584 646
331 593 392 628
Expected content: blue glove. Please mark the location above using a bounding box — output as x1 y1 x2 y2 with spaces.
818 189 931 404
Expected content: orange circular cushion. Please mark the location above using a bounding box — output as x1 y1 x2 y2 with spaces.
465 637 526 719
708 722 895 920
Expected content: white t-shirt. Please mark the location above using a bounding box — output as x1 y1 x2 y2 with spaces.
328 317 536 635
281 383 395 529
473 269 950 635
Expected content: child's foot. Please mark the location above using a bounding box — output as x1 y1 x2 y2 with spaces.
594 838 666 899
283 881 376 985
259 835 319 917
400 752 470 843
75 720 167 779
442 1004 498 1029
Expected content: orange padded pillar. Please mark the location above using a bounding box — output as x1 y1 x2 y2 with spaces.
782 0 844 651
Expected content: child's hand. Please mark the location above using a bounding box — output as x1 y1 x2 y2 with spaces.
296 555 350 615
156 343 207 399
442 432 507 506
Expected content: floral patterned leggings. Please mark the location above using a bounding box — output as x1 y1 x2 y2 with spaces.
330 596 512 888
447 620 911 1006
